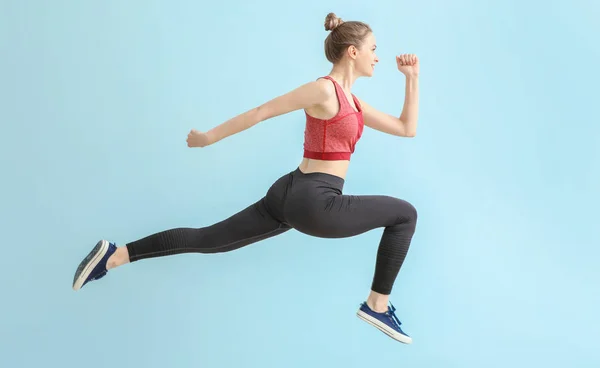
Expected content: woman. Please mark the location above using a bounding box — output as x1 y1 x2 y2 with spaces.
72 12 420 344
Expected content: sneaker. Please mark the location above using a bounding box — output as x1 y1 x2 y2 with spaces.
72 240 116 291
356 301 413 344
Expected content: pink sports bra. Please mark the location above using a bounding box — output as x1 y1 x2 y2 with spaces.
303 76 364 161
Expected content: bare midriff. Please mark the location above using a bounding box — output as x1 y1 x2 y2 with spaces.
297 157 350 179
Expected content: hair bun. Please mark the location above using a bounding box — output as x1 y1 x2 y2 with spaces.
324 12 343 31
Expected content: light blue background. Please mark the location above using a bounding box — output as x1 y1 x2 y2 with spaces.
1 0 598 367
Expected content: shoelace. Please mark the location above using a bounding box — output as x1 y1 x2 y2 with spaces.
386 303 403 330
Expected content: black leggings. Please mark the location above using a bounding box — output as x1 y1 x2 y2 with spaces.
125 168 418 295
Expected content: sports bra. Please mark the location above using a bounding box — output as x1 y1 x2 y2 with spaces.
302 76 364 161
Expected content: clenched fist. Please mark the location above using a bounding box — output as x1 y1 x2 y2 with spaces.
396 54 419 77
186 129 213 148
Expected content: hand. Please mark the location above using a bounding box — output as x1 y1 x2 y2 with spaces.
396 54 419 77
186 129 213 148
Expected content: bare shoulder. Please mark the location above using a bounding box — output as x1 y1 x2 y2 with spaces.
302 77 336 103
314 77 336 95
281 77 335 105
255 78 336 121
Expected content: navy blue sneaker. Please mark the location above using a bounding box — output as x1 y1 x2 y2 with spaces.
357 301 413 344
72 240 117 291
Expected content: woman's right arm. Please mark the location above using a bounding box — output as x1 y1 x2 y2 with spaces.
195 79 333 147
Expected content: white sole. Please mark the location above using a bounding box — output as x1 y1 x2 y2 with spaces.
357 310 413 344
72 240 109 291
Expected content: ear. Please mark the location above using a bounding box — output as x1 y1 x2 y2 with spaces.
347 45 358 60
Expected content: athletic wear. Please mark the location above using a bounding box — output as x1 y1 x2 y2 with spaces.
72 240 117 290
72 75 418 342
357 302 412 344
124 168 417 295
303 76 364 161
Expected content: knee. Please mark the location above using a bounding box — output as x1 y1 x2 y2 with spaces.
397 199 418 228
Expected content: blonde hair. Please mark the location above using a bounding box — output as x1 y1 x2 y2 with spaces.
323 12 372 64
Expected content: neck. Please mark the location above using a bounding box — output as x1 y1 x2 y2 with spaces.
328 63 360 91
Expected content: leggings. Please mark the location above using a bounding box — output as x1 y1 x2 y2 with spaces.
125 168 418 295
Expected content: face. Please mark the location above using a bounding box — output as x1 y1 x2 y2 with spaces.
351 32 379 77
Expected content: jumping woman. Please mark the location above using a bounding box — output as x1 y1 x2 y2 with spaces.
72 12 420 344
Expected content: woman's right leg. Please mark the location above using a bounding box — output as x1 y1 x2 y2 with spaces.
287 192 418 298
283 169 418 343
